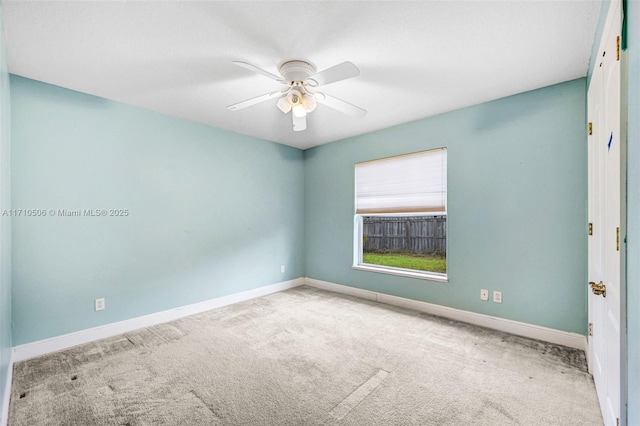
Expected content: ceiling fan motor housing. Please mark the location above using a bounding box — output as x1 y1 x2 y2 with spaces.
279 60 316 83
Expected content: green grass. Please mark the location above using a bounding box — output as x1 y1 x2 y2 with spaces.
363 252 446 273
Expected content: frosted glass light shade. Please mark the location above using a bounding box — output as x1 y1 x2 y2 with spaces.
292 104 307 118
302 94 317 113
277 96 291 113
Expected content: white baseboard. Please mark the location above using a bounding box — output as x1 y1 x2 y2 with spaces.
12 278 304 363
9 275 587 369
1 351 13 426
304 277 588 351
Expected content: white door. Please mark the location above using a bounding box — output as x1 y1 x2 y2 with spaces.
587 1 621 425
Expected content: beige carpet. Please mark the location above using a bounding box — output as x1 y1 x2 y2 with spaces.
9 285 603 425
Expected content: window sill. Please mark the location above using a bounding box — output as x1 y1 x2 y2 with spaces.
352 264 448 283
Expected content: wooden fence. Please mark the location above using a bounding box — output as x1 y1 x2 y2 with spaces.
363 216 447 254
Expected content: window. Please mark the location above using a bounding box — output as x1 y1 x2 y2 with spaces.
353 148 447 281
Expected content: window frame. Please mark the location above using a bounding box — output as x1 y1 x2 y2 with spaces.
352 149 448 283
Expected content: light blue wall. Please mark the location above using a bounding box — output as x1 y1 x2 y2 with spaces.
0 2 12 415
304 78 587 334
625 0 639 423
10 76 304 345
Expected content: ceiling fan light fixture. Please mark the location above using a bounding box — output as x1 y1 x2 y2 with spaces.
228 59 367 132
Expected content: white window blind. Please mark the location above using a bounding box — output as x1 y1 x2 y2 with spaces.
355 148 447 214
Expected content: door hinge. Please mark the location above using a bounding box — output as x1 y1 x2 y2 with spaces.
617 36 620 61
588 323 593 336
588 223 593 236
588 122 593 135
616 227 620 251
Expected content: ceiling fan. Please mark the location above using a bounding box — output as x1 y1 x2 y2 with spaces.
227 60 366 131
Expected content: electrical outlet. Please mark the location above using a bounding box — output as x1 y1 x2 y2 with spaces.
95 298 105 311
493 291 502 304
480 289 489 301
280 265 285 273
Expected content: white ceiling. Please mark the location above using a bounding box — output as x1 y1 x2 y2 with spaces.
2 1 601 150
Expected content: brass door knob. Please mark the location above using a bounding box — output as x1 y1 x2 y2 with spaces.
589 281 607 298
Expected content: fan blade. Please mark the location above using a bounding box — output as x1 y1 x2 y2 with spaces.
292 114 307 131
315 93 367 118
227 91 284 111
233 61 286 83
307 61 360 87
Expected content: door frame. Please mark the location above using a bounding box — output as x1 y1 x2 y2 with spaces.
586 0 627 424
